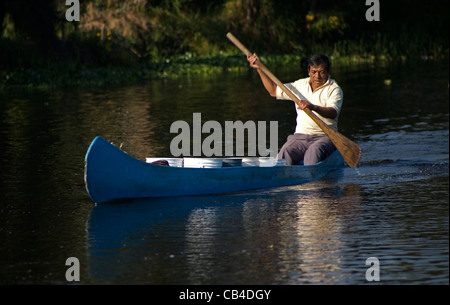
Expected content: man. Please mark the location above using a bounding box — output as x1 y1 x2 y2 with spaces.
247 54 343 165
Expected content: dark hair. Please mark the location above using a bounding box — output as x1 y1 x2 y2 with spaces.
308 54 331 71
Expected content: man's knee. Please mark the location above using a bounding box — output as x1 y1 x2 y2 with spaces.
278 143 305 165
304 139 335 165
303 149 320 165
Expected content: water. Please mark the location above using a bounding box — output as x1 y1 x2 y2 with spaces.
0 59 448 285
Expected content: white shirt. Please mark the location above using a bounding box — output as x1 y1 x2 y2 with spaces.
276 77 343 135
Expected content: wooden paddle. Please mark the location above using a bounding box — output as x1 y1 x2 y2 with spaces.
226 32 361 168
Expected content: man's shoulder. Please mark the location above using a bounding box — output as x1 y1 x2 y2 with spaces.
326 79 343 95
328 78 342 89
291 77 310 87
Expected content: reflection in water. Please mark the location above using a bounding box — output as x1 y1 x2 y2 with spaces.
282 183 363 283
77 86 164 159
87 167 448 284
185 208 218 282
88 176 364 284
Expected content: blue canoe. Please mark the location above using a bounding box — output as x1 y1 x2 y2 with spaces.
84 136 345 203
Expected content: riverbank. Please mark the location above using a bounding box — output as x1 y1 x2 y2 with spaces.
1 51 448 89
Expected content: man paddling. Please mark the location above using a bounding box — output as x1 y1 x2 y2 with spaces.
247 54 343 165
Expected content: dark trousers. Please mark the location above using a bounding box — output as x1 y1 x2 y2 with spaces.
277 134 336 166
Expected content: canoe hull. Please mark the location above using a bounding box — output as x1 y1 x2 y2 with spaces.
84 136 344 203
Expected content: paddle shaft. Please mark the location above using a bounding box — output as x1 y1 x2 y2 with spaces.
226 32 361 168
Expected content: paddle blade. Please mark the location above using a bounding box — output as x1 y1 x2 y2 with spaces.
328 131 362 168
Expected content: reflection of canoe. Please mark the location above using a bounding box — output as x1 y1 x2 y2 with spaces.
84 136 344 203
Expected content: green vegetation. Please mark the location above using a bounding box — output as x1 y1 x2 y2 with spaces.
1 0 448 88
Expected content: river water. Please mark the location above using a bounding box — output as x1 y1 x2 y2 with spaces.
0 59 448 285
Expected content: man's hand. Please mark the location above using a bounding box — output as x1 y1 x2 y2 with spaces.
297 101 338 119
247 53 259 69
296 100 315 111
246 53 277 97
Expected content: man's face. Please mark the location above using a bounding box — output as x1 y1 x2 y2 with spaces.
308 64 329 89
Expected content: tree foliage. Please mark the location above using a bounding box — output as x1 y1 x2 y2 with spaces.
1 0 448 67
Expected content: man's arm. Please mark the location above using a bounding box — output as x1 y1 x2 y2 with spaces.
297 101 337 119
310 104 337 119
305 86 342 119
247 54 277 97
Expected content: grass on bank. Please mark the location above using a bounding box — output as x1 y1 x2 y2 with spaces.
1 39 448 89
